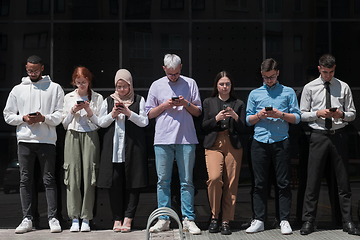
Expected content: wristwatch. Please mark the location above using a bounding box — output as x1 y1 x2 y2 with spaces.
281 112 285 119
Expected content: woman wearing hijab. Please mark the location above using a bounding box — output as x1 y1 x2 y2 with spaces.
97 69 149 233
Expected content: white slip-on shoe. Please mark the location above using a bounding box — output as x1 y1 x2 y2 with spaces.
70 218 79 232
15 218 32 234
149 219 171 233
80 219 91 232
246 219 264 233
49 218 62 233
280 220 293 235
183 217 201 235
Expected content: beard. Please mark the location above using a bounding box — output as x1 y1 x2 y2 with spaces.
30 74 42 82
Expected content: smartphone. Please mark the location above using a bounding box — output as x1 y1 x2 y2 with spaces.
329 107 337 112
172 96 179 100
77 100 85 104
29 112 37 116
223 104 230 111
265 106 273 111
115 102 124 108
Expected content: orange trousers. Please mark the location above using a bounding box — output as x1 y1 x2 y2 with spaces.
205 130 243 221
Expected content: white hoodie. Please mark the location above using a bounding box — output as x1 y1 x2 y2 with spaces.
3 75 64 145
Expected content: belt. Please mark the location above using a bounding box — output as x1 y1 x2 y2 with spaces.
312 128 345 135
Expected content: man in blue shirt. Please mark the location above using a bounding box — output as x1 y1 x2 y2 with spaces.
245 58 301 235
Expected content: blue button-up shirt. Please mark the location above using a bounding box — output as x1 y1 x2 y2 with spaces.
246 82 301 144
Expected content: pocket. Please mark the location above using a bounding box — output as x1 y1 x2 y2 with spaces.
91 162 97 186
63 163 70 186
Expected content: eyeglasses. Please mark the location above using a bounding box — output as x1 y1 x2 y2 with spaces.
26 69 41 75
167 73 180 78
219 83 231 87
262 75 277 81
75 81 88 86
116 85 129 90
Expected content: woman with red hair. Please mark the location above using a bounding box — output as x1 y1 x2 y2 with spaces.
62 66 103 232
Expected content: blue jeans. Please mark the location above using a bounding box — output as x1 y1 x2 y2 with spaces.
154 144 196 221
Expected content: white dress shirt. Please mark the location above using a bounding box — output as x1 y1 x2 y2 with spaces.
300 76 356 130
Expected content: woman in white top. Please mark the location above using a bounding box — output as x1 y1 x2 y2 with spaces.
62 66 103 232
97 69 149 233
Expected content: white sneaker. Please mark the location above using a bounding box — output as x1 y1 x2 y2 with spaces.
182 217 201 235
49 218 62 233
80 219 91 232
246 219 264 233
149 219 170 233
15 218 32 234
70 218 79 232
280 220 292 235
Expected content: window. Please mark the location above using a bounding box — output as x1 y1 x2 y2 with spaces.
128 31 152 59
23 32 48 49
27 0 50 14
0 0 10 16
161 0 184 10
54 0 65 13
294 0 302 12
0 34 8 50
192 0 205 10
161 34 183 50
225 0 248 11
294 36 302 51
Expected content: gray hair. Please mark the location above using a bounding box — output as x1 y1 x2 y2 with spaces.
163 54 181 69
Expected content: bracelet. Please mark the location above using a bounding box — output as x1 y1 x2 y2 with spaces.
71 108 76 114
185 102 191 108
256 113 261 120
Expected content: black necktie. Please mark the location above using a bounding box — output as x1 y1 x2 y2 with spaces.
325 81 332 130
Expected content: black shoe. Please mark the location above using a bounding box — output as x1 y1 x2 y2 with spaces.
300 221 314 235
208 218 219 233
221 222 232 235
343 221 360 236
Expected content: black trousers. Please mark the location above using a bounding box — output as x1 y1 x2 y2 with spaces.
108 163 140 221
302 130 352 223
251 138 292 221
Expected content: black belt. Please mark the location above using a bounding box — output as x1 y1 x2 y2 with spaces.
312 128 345 135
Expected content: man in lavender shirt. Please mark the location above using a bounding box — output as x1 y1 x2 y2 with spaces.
146 54 202 235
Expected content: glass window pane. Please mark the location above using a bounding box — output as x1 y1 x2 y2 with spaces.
266 22 328 88
55 0 119 20
0 23 51 88
122 23 189 88
53 23 119 88
193 22 262 89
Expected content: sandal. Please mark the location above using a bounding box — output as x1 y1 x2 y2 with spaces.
121 218 132 233
113 220 122 232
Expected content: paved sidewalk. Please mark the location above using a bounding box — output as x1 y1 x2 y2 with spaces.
1 228 360 240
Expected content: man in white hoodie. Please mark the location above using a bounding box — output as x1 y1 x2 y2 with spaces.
3 55 64 234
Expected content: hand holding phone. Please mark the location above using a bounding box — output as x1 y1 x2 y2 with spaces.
77 100 85 104
223 104 230 111
29 112 37 116
265 106 273 111
116 102 124 108
329 107 337 112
